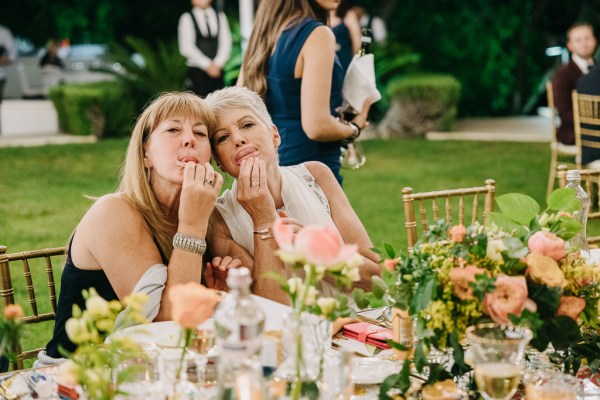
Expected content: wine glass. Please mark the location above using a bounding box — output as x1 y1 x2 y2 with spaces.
466 323 532 400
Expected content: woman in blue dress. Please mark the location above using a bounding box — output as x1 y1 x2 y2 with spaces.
239 0 371 185
331 0 362 74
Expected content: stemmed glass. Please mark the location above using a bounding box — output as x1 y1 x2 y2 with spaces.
466 323 532 400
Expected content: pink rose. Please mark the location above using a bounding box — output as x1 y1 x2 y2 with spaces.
482 275 528 324
273 218 296 252
527 231 566 261
449 265 486 300
3 304 24 320
294 224 359 267
168 282 221 329
383 258 399 272
557 296 586 320
448 224 467 242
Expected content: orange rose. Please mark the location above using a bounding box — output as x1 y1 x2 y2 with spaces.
383 258 400 272
525 252 567 288
449 224 467 242
527 231 566 261
3 304 24 320
482 275 528 324
449 265 486 300
557 296 586 320
168 282 221 329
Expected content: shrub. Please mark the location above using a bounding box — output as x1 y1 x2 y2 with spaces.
49 81 135 138
378 74 461 137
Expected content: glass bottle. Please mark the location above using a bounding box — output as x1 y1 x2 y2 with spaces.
565 170 591 258
358 28 372 57
213 267 267 400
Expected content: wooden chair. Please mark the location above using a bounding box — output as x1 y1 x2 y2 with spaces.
547 81 579 197
557 165 600 244
402 179 496 251
573 90 600 169
0 245 66 369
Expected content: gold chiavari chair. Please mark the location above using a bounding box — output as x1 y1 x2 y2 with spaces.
557 165 600 244
402 179 496 252
573 90 600 169
547 81 579 197
0 245 66 369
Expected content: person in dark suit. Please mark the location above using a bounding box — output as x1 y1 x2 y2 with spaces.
552 22 597 145
178 0 232 97
576 65 600 166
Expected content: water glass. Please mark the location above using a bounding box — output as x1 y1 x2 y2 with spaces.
466 323 532 400
191 328 216 356
524 370 579 400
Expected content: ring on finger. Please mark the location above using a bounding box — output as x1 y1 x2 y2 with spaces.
205 179 215 186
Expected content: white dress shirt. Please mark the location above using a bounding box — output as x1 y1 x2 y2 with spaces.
178 7 232 71
573 53 594 75
0 25 17 80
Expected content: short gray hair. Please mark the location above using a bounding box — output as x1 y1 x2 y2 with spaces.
205 86 274 141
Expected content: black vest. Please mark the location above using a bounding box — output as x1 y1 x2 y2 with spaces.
189 8 219 59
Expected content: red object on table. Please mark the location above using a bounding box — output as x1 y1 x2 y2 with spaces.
341 321 393 349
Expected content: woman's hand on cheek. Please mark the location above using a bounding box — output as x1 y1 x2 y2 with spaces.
179 161 223 229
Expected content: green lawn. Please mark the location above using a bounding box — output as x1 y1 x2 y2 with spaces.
0 137 585 365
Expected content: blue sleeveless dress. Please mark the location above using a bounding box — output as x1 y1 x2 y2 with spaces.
265 18 345 184
332 23 353 74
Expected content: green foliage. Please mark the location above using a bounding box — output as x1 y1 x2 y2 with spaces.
100 36 187 111
223 21 242 86
386 74 461 131
49 82 135 138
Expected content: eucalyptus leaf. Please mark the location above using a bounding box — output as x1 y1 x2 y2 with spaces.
502 237 529 258
371 275 388 299
547 188 579 212
558 218 583 240
495 193 540 225
352 288 370 309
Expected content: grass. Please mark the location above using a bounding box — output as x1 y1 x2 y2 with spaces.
0 136 591 365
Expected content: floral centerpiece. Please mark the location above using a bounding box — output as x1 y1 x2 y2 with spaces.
0 304 24 370
58 288 149 400
270 218 363 400
357 188 600 398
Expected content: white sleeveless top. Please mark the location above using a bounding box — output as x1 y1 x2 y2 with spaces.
215 164 336 297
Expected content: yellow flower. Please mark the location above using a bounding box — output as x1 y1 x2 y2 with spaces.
317 297 339 316
85 296 111 319
526 252 567 288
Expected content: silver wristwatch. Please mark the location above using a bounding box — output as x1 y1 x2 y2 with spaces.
173 232 207 255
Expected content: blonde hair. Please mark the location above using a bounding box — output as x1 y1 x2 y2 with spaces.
118 91 215 261
242 0 327 97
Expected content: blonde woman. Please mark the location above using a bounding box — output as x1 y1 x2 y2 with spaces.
43 92 237 360
239 0 371 185
205 86 380 304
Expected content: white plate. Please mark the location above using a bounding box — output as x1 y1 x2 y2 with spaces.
351 357 400 384
110 319 214 347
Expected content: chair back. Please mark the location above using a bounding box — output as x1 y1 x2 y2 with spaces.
557 165 600 244
402 179 496 251
572 91 600 160
0 245 66 369
546 81 580 196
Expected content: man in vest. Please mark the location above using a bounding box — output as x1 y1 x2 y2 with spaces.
178 0 232 97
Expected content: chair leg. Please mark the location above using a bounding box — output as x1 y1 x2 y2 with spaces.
547 151 558 197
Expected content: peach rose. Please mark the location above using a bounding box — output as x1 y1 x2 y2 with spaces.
168 282 221 329
3 304 24 320
449 224 467 242
525 252 567 288
449 265 486 300
482 275 528 324
557 296 586 320
527 231 566 261
383 258 400 272
272 218 296 252
294 224 359 269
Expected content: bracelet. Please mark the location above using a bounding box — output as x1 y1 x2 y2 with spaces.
253 227 274 240
348 121 362 141
173 232 207 255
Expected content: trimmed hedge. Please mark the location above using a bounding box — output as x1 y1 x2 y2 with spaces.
49 81 136 138
378 74 461 137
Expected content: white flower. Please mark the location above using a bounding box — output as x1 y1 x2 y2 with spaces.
346 253 364 270
303 286 319 306
342 264 361 283
65 318 89 344
58 360 80 386
276 250 305 265
486 239 507 263
86 296 110 319
287 277 303 295
317 297 339 316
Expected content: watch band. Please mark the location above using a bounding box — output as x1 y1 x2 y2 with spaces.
173 232 207 255
349 121 362 141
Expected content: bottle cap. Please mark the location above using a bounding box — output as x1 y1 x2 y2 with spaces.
226 266 252 289
566 170 581 180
